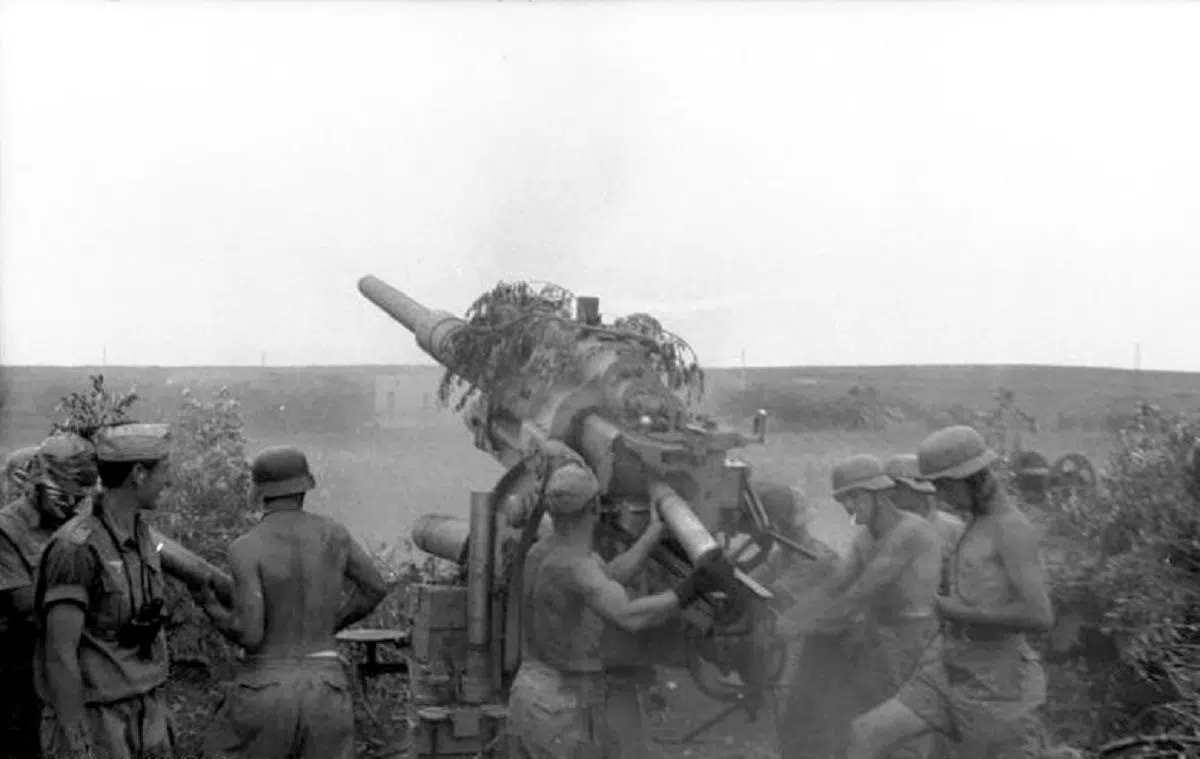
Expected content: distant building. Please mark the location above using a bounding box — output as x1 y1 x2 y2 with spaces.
374 373 437 429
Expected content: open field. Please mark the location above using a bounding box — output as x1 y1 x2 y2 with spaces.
2 363 1197 757
0 363 1146 551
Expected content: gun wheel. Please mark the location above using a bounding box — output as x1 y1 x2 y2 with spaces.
1048 452 1098 509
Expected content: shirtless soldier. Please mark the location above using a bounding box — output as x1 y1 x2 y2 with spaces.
200 445 388 759
0 434 98 759
884 454 965 571
846 426 1055 759
508 460 730 758
784 455 945 759
35 423 177 758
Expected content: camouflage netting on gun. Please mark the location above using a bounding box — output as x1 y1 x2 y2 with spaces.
435 280 704 412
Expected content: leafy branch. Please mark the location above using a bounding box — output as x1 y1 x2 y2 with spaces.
50 374 139 440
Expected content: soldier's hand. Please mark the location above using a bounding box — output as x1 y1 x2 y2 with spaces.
647 498 665 539
197 577 226 618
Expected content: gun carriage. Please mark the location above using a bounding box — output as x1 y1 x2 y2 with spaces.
350 274 806 757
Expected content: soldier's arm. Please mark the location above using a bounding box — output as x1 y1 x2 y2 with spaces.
937 518 1054 633
40 541 99 755
335 527 388 632
203 539 266 651
603 507 666 585
824 532 868 596
821 524 934 626
574 557 682 633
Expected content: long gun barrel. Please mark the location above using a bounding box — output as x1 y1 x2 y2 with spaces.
358 275 466 369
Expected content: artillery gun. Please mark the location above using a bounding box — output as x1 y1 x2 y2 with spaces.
356 274 805 756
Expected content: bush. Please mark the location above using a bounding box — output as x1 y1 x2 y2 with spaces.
720 381 924 432
152 387 257 674
1044 403 1200 745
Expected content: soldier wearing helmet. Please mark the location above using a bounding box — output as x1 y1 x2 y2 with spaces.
846 426 1054 759
1012 451 1051 506
777 455 943 759
0 435 98 759
198 445 387 759
507 457 730 759
885 454 965 571
35 423 178 759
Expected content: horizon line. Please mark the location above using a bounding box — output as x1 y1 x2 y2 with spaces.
0 361 1193 376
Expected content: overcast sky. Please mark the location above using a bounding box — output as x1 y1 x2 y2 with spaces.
2 1 1197 371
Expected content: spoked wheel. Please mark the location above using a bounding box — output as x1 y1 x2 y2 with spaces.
682 603 789 704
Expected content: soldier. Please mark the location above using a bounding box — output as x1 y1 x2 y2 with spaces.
0 434 98 759
846 426 1055 759
35 423 177 758
507 460 729 758
780 455 944 759
2 446 39 504
199 446 388 759
884 454 965 568
1012 452 1051 507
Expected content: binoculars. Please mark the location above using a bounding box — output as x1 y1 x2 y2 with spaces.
118 598 170 659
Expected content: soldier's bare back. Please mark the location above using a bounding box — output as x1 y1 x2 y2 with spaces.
234 509 372 657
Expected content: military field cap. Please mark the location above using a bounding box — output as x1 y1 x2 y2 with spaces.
884 454 936 494
543 463 600 517
831 454 894 499
251 446 316 499
37 434 99 489
917 425 997 481
94 423 172 463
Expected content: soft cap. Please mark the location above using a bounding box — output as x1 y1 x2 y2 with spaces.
94 423 171 463
36 434 99 492
543 464 600 516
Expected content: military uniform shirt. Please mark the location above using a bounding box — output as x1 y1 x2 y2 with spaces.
0 497 53 668
34 498 169 704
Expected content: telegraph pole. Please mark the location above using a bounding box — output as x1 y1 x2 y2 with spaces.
1133 342 1143 398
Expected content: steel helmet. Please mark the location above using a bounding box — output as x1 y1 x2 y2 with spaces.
884 454 936 494
755 481 811 529
917 426 997 480
1014 450 1051 477
251 446 316 499
831 454 894 498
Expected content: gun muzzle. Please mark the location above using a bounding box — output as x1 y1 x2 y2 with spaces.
357 275 466 365
648 481 723 567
